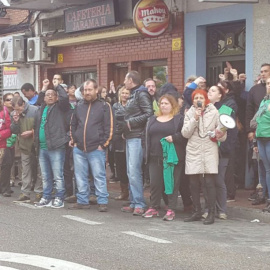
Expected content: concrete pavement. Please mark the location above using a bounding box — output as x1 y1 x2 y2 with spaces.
1 185 270 270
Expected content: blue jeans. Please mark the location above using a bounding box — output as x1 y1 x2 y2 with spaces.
73 147 108 205
39 148 66 200
257 140 269 198
126 138 146 208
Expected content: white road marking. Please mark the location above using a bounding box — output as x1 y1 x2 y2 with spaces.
13 202 38 209
0 267 19 270
0 252 98 270
122 231 172 244
62 215 103 225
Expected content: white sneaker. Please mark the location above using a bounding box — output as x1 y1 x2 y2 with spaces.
35 198 52 208
51 197 64 209
202 212 208 219
219 213 227 220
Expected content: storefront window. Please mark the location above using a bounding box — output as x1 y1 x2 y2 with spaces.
62 70 97 87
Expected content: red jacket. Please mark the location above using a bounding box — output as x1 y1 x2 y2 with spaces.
0 106 11 148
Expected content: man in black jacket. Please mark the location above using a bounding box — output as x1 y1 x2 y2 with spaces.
246 63 270 141
245 63 270 200
121 71 153 216
69 79 113 212
35 77 70 209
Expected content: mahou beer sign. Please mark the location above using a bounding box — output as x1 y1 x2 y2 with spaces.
133 0 170 38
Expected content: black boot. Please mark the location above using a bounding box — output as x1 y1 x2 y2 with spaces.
263 199 270 213
184 210 202 222
203 208 215 225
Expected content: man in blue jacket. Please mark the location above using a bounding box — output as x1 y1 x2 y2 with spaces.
69 79 113 212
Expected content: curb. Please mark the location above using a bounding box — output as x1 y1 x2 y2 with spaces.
227 205 270 223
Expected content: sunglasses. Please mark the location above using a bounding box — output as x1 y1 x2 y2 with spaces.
4 98 12 102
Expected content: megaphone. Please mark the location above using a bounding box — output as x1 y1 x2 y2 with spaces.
219 114 236 131
207 114 236 138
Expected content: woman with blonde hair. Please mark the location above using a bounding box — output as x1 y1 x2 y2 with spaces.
143 94 186 221
112 86 131 200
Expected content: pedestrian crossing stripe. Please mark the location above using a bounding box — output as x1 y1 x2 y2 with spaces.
0 252 98 270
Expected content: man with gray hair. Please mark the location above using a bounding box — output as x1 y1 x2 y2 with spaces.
11 96 42 203
69 79 113 212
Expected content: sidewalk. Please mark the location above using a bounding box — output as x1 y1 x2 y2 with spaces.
226 189 270 223
107 181 270 223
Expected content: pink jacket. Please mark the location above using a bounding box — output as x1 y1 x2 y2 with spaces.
0 106 11 149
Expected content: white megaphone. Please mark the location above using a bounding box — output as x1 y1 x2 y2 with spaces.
219 114 236 131
207 114 236 138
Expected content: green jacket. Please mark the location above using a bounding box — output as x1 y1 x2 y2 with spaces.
10 103 38 155
160 138 178 195
256 99 270 138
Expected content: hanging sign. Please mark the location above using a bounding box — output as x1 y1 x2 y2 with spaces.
3 67 17 89
133 0 170 38
64 0 117 33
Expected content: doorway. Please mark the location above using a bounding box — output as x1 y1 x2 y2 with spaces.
206 21 246 86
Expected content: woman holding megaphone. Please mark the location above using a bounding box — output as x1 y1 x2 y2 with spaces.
182 89 227 225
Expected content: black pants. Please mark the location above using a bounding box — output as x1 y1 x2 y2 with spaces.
0 148 14 194
225 152 236 199
179 166 193 207
189 174 216 211
64 144 75 196
114 151 128 184
149 156 183 210
108 146 115 175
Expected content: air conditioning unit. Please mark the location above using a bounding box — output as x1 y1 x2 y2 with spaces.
27 37 52 62
0 35 25 63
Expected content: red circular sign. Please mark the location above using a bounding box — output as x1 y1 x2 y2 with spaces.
133 0 170 38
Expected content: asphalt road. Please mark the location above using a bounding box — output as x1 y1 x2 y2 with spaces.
1 187 270 270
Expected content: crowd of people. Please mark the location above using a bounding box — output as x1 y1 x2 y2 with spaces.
0 63 270 225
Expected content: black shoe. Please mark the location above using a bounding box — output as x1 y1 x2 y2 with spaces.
252 197 265 205
248 191 257 201
184 211 202 222
98 204 108 212
263 200 270 213
203 209 215 225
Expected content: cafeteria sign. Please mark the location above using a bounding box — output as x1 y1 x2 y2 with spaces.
133 0 170 38
64 0 118 33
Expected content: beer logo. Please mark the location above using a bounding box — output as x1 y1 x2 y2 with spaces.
133 0 170 38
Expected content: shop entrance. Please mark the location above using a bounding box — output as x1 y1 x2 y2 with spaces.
133 59 168 88
108 63 128 89
206 21 246 86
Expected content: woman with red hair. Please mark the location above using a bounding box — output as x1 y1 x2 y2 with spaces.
181 89 226 225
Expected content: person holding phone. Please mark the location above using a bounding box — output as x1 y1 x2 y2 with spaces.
181 89 226 225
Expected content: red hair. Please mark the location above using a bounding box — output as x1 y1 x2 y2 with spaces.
192 89 210 106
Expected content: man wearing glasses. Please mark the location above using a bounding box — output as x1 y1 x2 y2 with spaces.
34 75 70 209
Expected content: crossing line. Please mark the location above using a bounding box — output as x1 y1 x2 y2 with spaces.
13 202 38 209
62 215 103 225
122 231 172 244
0 252 98 270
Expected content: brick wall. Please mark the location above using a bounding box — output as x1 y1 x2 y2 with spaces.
43 12 185 91
7 10 29 25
